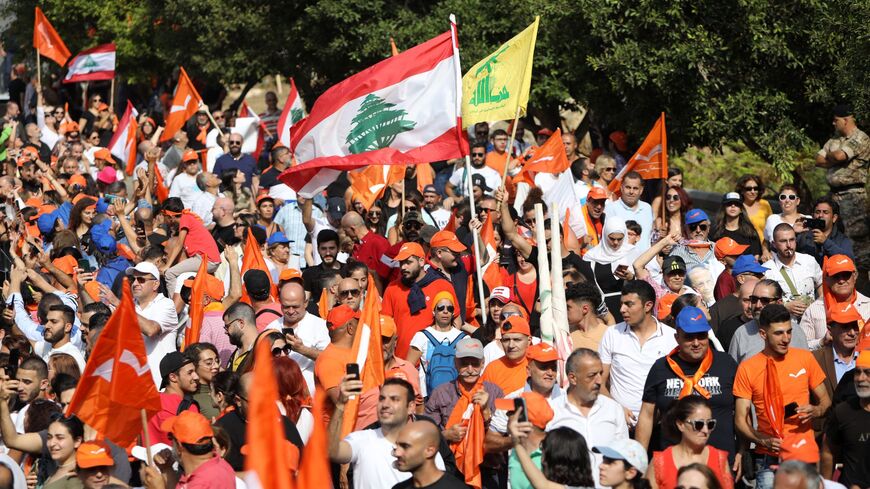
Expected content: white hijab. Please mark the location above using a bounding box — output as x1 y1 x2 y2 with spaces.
583 216 638 267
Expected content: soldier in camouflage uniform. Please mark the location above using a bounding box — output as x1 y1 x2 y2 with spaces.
816 105 870 293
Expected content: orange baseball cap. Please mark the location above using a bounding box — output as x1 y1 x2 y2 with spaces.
526 343 559 363
432 291 456 309
394 242 425 261
52 255 78 276
587 187 608 201
25 197 43 208
183 274 225 301
76 440 115 469
380 316 396 338
431 231 466 252
657 293 679 320
824 254 856 276
256 194 275 206
714 237 749 260
72 193 96 206
160 410 213 444
20 147 39 159
60 121 80 134
93 148 116 165
278 268 303 283
501 316 531 337
494 391 554 430
828 301 863 324
326 304 360 331
181 149 199 163
68 174 87 188
857 350 870 369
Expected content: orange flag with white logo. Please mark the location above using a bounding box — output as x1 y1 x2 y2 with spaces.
65 279 161 447
349 165 405 211
182 256 209 350
241 229 276 302
609 113 668 192
244 339 296 489
33 7 71 67
153 166 169 202
518 128 570 177
341 275 384 437
160 67 203 143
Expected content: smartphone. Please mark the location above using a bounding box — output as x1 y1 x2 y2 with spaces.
615 264 629 275
514 397 528 423
784 402 799 418
77 259 92 273
282 327 294 337
803 218 825 231
5 349 19 379
346 363 360 381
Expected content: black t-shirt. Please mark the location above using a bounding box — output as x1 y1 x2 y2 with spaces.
718 315 748 353
826 397 870 488
260 166 283 189
642 350 738 457
392 472 470 489
211 223 236 251
709 295 742 334
214 408 303 471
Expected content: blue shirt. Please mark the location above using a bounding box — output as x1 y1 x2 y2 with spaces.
833 347 858 383
213 153 258 187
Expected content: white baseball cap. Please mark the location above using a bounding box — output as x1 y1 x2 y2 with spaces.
489 286 511 303
593 439 649 474
125 262 160 280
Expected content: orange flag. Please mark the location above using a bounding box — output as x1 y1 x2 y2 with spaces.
454 404 485 489
480 212 503 291
244 339 296 489
65 278 161 447
443 209 458 233
241 228 276 302
390 37 400 57
297 395 332 489
33 7 71 67
153 167 169 202
416 163 434 192
562 208 581 253
318 292 330 319
341 275 384 437
609 113 668 192
160 67 203 143
182 255 209 350
518 128 570 177
349 165 405 211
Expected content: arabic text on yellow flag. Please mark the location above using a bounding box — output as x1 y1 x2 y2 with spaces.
462 17 539 128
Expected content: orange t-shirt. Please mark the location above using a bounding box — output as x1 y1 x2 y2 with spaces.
733 348 826 455
485 151 509 175
382 278 458 360
482 356 529 395
313 343 354 423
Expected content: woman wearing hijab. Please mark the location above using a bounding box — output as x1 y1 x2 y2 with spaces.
583 217 640 322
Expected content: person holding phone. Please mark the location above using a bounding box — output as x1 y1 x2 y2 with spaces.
313 305 359 422
795 196 855 266
582 217 640 322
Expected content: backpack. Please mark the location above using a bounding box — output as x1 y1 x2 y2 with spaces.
420 330 467 394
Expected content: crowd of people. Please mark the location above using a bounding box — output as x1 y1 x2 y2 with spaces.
0 65 868 489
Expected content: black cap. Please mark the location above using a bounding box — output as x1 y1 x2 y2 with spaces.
327 197 346 223
833 104 854 118
402 210 425 225
159 351 193 389
243 269 271 300
471 173 491 193
662 255 687 274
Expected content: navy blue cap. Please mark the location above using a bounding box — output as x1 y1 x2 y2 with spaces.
95 198 110 215
731 255 768 276
675 306 712 333
685 209 709 225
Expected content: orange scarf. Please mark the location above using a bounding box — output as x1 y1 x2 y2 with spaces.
666 347 713 399
763 356 785 440
581 204 600 249
196 125 207 144
446 379 484 489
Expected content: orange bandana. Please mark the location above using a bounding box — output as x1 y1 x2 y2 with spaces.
665 347 713 399
763 356 785 440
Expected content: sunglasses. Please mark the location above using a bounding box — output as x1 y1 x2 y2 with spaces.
435 305 455 313
688 223 709 232
749 295 780 305
131 276 154 284
403 221 422 230
743 186 759 192
666 194 680 201
685 418 717 431
404 206 417 212
601 167 616 172
228 141 242 146
272 345 292 357
368 211 381 217
215 115 226 120
724 202 740 207
472 152 485 157
829 271 854 282
339 289 361 298
779 194 797 201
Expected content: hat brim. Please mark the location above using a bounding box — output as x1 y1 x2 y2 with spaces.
592 446 627 461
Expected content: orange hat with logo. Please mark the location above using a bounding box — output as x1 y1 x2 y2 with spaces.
160 410 214 444
326 304 360 331
824 254 856 276
60 121 80 135
494 391 554 430
657 293 679 320
93 148 116 165
394 242 425 261
526 343 559 363
52 255 78 276
828 301 863 324
183 274 225 301
714 237 749 260
278 268 303 284
380 316 396 338
501 316 531 337
181 149 199 163
68 174 87 188
587 187 608 201
76 440 115 469
431 231 466 252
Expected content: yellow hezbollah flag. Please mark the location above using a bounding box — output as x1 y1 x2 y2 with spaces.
462 17 539 128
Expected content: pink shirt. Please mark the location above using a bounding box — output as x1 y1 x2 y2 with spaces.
177 455 236 488
147 393 200 446
199 310 234 367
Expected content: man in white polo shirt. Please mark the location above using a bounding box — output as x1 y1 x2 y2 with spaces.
604 171 653 252
763 223 822 321
599 280 677 427
547 348 628 488
127 262 180 387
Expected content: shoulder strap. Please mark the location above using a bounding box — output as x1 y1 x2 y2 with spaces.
255 308 282 319
448 332 467 347
779 267 799 296
421 329 441 346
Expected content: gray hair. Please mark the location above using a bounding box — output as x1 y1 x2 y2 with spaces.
565 348 600 374
776 460 822 489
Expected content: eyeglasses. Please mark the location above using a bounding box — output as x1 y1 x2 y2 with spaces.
472 152 485 157
666 194 680 201
743 186 759 192
685 418 717 431
779 194 797 201
228 141 242 146
750 295 780 305
688 223 709 232
131 276 154 284
199 357 217 367
339 289 361 298
272 345 292 357
601 167 616 172
224 318 243 330
435 305 455 313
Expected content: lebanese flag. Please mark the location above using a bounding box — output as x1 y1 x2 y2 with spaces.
64 279 161 447
239 100 258 120
160 67 203 143
341 275 384 437
276 78 306 148
108 101 139 175
63 43 116 83
33 7 71 67
280 27 467 197
609 113 668 192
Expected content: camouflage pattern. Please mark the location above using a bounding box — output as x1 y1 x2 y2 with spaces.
819 128 870 188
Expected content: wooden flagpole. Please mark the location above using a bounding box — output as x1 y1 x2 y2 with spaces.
140 409 153 466
500 106 522 186
201 103 225 139
465 155 488 327
36 50 42 94
109 76 115 113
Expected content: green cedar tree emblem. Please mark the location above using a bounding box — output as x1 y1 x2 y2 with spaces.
291 108 304 124
81 55 99 70
345 94 416 154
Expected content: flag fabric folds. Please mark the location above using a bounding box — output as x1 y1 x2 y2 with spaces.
65 279 161 447
341 276 384 437
609 113 668 192
241 228 276 302
349 165 405 211
461 17 539 128
160 67 202 143
518 128 570 177
276 78 307 148
279 30 467 198
108 101 139 175
33 7 71 67
63 43 116 83
182 255 209 350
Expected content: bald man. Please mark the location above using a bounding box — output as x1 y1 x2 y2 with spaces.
341 210 390 287
392 421 465 489
211 197 237 248
337 278 363 311
717 277 759 349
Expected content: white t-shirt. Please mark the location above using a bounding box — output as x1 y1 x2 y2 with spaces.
344 428 445 489
169 172 202 209
448 166 501 196
266 313 330 396
137 294 181 387
34 341 86 373
409 327 465 397
483 336 542 368
429 207 452 229
190 191 217 227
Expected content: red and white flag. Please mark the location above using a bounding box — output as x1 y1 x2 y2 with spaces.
108 101 138 175
276 78 306 148
63 43 116 83
280 27 467 197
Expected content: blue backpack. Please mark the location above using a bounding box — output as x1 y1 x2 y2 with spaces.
421 330 467 394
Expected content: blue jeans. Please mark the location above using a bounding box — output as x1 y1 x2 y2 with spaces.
753 453 778 489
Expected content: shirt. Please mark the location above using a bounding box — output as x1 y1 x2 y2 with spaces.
137 294 181 386
448 165 501 197
604 198 654 252
800 292 870 350
392 472 468 489
199 310 234 366
267 313 330 396
508 448 543 489
345 428 446 489
213 153 257 187
177 456 236 489
762 252 822 303
382 277 458 359
482 357 529 397
410 327 466 397
598 320 678 415
190 191 217 227
33 341 86 372
313 343 354 422
425 380 503 429
825 397 870 488
357 358 422 430
180 213 221 263
728 319 810 365
832 347 859 383
169 172 201 209
489 382 563 434
353 231 391 280
147 393 200 446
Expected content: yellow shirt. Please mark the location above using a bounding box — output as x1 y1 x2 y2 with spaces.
746 199 772 244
